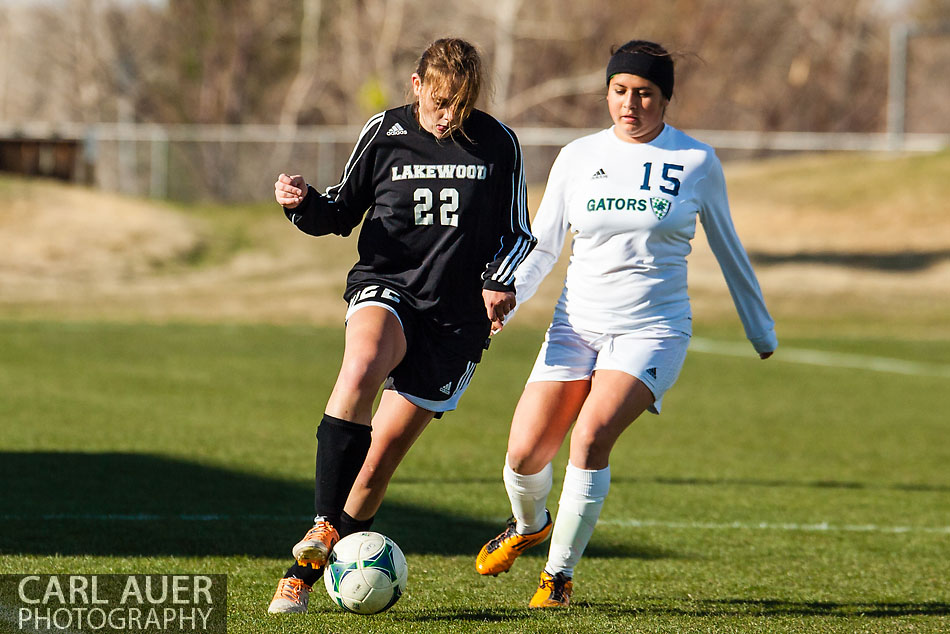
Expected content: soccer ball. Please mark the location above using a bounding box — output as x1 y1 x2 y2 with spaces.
324 531 408 614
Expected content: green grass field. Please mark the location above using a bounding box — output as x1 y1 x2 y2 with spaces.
1 320 948 633
2 153 949 632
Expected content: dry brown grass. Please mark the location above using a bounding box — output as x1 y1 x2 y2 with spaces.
2 150 949 339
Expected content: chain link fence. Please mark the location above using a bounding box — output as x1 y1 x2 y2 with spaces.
1 122 948 202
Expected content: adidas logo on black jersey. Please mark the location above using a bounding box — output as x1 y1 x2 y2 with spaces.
591 168 607 180
439 382 452 395
386 123 408 136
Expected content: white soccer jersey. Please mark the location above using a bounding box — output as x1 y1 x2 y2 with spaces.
515 124 777 354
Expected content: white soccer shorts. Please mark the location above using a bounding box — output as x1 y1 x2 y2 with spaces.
526 319 690 414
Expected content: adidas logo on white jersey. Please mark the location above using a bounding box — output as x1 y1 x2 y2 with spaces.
386 122 408 136
439 382 452 395
591 168 607 180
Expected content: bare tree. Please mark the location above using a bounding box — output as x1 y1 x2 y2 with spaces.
0 0 921 200
487 0 522 119
372 0 410 105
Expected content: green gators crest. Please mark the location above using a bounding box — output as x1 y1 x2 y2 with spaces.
650 197 672 220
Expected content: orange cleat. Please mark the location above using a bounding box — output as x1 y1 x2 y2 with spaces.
292 519 340 568
267 577 312 614
475 511 552 576
528 570 573 608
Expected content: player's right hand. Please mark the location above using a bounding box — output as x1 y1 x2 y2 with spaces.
482 289 516 325
275 173 307 208
490 318 505 336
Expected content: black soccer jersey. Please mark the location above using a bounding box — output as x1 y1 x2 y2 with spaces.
285 105 536 360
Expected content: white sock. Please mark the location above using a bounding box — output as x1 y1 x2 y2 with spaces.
503 454 552 535
545 462 610 578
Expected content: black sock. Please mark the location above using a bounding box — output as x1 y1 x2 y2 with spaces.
337 510 375 538
283 562 322 587
314 414 372 528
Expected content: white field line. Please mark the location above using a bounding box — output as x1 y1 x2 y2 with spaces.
1 513 949 535
599 517 950 535
690 337 950 379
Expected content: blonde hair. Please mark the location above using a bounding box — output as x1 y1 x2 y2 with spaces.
412 38 483 136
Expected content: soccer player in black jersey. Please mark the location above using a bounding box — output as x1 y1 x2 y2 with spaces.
267 38 536 613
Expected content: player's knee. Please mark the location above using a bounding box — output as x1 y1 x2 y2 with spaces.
505 450 530 474
506 446 550 475
336 357 389 396
570 424 614 461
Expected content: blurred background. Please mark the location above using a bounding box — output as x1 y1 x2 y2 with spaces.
0 0 948 337
1 0 948 199
2 7 949 630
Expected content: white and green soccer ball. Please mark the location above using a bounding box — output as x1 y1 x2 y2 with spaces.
324 531 408 614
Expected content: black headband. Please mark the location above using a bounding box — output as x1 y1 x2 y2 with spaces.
606 50 674 100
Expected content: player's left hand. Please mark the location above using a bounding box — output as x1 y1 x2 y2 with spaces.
759 351 773 360
483 290 516 325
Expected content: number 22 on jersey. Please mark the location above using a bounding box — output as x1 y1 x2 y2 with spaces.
414 188 460 227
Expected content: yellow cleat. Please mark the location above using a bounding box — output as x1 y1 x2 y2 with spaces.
292 519 339 568
267 577 312 614
528 570 573 608
475 511 552 576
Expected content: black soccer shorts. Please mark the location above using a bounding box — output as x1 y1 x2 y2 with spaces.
345 284 478 414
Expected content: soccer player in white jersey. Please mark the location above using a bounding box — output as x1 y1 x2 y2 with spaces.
267 38 535 614
475 40 777 608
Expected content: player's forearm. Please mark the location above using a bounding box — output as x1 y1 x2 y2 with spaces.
482 232 536 290
284 185 361 237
